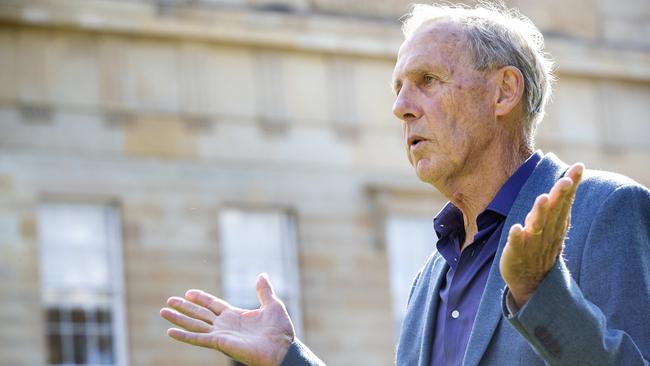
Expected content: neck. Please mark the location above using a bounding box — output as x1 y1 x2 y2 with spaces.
439 141 531 250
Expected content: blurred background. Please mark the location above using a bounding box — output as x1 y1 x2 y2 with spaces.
0 0 649 365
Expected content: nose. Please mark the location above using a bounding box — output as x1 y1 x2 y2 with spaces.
392 84 421 122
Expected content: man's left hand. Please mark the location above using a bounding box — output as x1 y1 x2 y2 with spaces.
500 163 584 308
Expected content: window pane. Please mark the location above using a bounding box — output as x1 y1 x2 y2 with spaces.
386 216 436 335
47 308 60 324
96 308 111 324
47 333 63 364
73 334 88 364
219 210 287 306
71 308 85 325
219 209 296 309
38 204 111 292
95 309 111 333
97 335 114 364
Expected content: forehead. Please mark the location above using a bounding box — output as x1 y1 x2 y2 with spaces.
393 21 470 75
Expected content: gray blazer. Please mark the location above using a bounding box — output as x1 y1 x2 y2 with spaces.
282 153 650 365
397 153 650 365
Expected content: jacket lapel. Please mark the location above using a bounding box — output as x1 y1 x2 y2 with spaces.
419 257 449 366
462 153 569 366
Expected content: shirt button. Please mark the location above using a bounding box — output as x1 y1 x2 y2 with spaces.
451 310 460 319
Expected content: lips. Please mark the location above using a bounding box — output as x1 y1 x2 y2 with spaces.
408 135 427 148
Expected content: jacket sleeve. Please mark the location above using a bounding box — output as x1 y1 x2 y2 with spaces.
503 183 650 365
280 339 327 366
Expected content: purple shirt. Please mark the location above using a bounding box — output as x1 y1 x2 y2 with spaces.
430 152 541 366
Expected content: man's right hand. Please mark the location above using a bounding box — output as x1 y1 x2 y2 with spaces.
160 273 295 366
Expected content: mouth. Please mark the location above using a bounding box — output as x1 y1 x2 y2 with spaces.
408 136 426 148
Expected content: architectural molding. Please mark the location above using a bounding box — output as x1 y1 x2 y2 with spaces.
2 0 650 81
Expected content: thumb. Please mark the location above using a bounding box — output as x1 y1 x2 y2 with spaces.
256 273 276 307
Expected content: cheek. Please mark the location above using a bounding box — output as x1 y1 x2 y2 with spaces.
402 124 414 165
430 87 458 123
444 82 492 131
441 84 466 119
459 78 493 116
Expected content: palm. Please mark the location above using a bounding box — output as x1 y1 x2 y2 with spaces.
160 274 295 366
211 303 294 365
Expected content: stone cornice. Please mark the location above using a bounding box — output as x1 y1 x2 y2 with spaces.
1 0 650 81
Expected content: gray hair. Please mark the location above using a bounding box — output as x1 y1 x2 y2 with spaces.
401 2 555 148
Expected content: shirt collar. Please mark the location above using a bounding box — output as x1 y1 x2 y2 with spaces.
433 202 464 239
486 150 542 216
433 150 542 238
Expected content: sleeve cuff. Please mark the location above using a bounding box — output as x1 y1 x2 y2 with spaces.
280 338 326 366
501 258 574 362
504 288 521 317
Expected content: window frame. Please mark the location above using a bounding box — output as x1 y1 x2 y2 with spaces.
37 200 129 366
217 205 303 337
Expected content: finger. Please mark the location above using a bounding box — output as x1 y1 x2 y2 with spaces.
506 223 525 250
553 164 584 234
256 273 276 307
524 194 549 235
565 163 585 186
167 296 216 325
160 308 212 333
185 289 232 316
543 177 573 234
547 163 584 222
167 328 218 349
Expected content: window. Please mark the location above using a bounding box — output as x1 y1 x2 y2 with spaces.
38 203 127 366
218 208 302 333
385 215 436 335
255 51 288 125
328 57 358 125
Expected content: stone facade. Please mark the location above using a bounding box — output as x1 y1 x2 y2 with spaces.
0 0 649 365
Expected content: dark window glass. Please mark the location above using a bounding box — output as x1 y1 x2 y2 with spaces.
47 333 63 364
73 334 87 364
47 308 61 324
45 306 116 365
98 335 114 364
97 309 111 324
71 308 86 325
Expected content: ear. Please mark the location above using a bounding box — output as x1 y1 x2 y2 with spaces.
494 66 525 118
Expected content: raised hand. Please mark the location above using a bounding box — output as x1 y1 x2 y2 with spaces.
160 273 295 366
500 163 585 308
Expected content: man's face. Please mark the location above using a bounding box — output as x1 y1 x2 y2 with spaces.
392 22 500 188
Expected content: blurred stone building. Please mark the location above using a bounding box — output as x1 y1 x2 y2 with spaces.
0 0 648 365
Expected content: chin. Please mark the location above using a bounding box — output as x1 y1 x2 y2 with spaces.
414 159 445 185
415 172 436 185
414 163 435 184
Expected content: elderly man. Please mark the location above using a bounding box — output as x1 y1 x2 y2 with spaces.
160 3 650 366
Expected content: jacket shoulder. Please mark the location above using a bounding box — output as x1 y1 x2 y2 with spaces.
576 169 648 200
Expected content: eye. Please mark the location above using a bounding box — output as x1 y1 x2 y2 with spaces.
423 74 438 84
